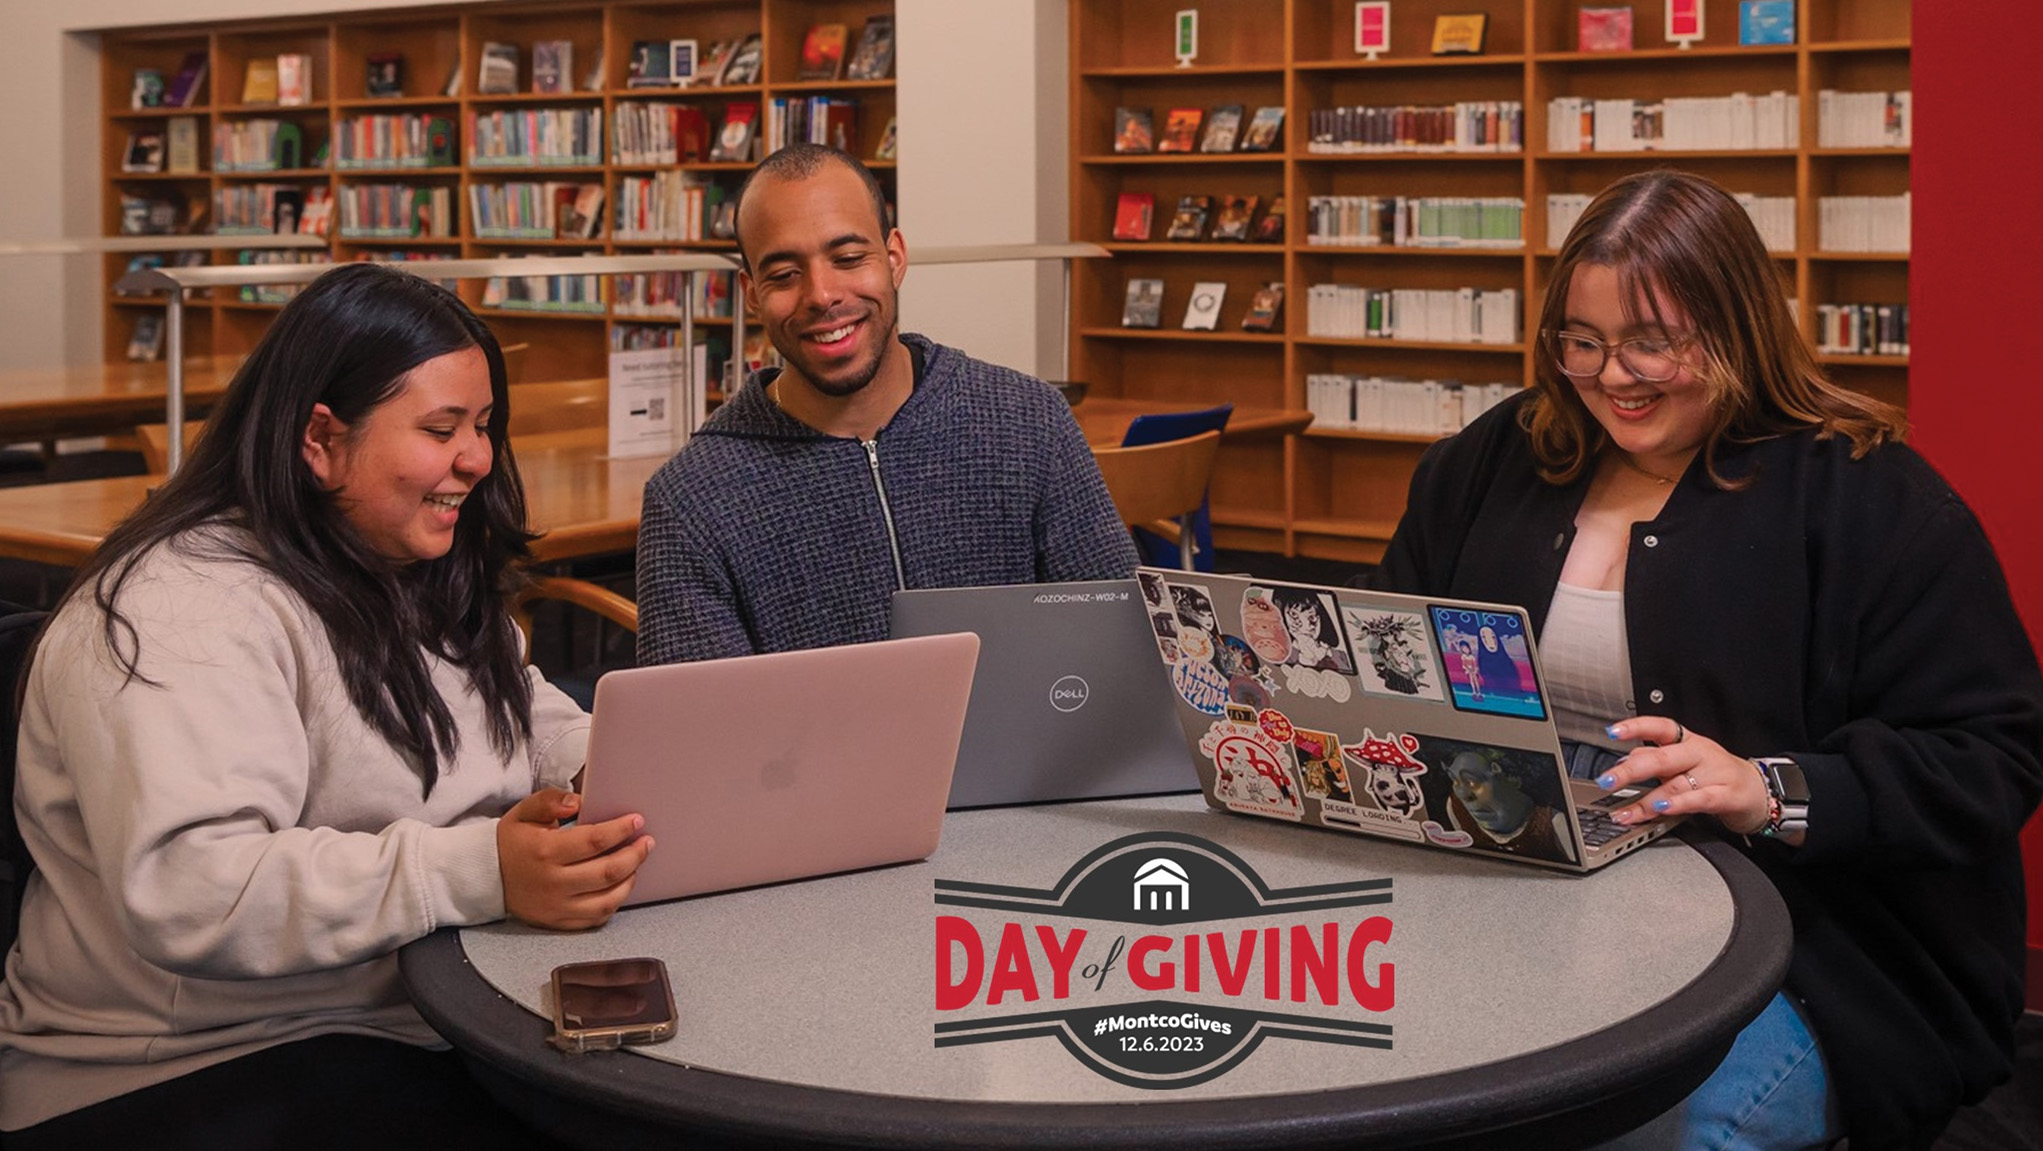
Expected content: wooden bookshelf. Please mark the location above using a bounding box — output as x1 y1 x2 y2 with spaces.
1071 0 1911 563
99 0 897 383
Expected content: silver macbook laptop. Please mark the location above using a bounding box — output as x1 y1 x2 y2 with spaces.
577 633 980 905
1139 567 1673 873
889 580 1198 808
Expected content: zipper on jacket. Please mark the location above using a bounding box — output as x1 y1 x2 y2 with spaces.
862 439 908 590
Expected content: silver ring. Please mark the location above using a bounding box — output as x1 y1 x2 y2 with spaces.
1684 773 1701 792
1673 722 1687 744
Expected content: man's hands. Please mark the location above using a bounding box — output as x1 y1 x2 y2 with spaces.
497 789 653 930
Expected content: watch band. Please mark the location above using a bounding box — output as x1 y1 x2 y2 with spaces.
1752 757 1809 837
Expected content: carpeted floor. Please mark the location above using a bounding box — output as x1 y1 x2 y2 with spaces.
1933 1010 2043 1150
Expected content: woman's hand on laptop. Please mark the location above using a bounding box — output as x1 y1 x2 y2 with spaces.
1596 718 1771 837
498 788 654 930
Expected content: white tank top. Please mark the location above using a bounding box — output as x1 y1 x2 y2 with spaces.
1541 582 1635 751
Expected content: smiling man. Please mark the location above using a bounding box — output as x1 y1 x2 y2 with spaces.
635 144 1137 663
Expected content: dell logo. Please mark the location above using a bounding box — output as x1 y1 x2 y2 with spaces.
1049 675 1090 713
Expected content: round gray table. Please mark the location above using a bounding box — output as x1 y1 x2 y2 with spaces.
401 795 1789 1150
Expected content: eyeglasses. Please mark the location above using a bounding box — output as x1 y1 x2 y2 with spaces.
1545 330 1691 383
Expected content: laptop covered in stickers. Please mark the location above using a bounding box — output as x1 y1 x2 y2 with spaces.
889 580 1198 808
1136 568 1673 873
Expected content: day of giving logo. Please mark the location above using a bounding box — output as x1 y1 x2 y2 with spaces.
932 832 1394 1088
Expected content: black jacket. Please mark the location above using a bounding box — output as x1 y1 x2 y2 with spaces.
1371 391 2043 1149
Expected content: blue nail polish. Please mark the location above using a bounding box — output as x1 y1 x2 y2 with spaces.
1604 724 1623 740
1652 799 1671 812
1597 773 1617 790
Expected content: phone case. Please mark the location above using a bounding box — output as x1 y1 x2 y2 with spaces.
548 957 679 1053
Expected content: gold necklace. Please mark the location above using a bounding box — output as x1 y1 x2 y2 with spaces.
1614 451 1681 486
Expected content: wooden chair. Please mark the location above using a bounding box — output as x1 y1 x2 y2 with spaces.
512 576 637 647
1090 430 1223 570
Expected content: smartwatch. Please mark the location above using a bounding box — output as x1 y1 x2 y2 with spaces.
1753 757 1810 837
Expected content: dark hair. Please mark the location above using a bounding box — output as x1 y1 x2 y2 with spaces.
1528 169 1906 487
731 143 891 269
62 264 537 796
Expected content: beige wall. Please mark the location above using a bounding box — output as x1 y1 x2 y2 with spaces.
0 0 1069 378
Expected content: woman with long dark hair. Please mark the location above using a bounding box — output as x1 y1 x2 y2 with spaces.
0 264 650 1148
1373 170 2042 1148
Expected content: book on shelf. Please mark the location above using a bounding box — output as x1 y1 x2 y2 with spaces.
1817 89 1911 148
427 118 457 166
1157 108 1203 153
670 40 699 85
1306 194 1524 248
1546 92 1798 152
799 23 849 81
1240 107 1285 152
1816 301 1908 357
122 131 165 174
1122 278 1164 328
1251 195 1285 243
478 42 520 95
533 41 573 95
1306 284 1520 343
698 40 737 86
131 69 165 110
276 54 311 106
1200 106 1244 153
1113 107 1154 154
629 40 673 87
583 46 607 91
442 61 463 97
873 115 898 160
127 314 165 363
1182 281 1225 331
214 119 304 171
1307 375 1512 435
556 183 606 240
711 104 760 163
166 117 200 174
1430 13 1489 55
765 95 860 153
118 192 186 235
1578 7 1635 51
1739 0 1795 45
1164 195 1211 241
165 52 207 107
1111 192 1155 241
242 57 279 105
846 16 895 81
1210 195 1258 241
721 34 764 85
1311 100 1524 153
1241 282 1285 332
467 107 602 166
367 53 404 98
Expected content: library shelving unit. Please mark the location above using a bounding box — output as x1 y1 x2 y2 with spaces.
1070 0 1910 562
99 0 897 386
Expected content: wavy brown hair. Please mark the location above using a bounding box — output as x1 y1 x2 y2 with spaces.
1526 169 1906 487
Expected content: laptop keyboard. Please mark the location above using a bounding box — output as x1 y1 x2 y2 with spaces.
1575 804 1633 849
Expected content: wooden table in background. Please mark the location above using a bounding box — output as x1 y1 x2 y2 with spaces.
0 355 242 441
1070 399 1312 447
0 428 665 568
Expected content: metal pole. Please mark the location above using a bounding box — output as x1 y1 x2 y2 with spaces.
165 290 187 475
680 274 696 450
731 284 746 396
1061 259 1073 382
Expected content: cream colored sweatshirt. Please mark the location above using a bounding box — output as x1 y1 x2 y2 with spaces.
0 527 589 1130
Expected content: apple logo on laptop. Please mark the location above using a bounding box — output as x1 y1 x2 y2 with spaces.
1049 675 1090 713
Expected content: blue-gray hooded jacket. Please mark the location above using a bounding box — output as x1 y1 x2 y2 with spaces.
635 333 1139 664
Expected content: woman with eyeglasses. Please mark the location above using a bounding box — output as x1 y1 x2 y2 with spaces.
1372 170 2041 1149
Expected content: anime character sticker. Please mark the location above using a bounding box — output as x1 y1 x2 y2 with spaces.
1148 608 1182 665
1292 727 1352 805
1410 736 1578 865
1199 719 1304 821
1343 607 1447 703
1213 633 1276 710
1240 586 1293 664
1271 587 1355 675
1427 607 1547 720
1170 583 1219 637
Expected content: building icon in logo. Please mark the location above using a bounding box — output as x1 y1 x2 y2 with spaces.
1132 858 1190 912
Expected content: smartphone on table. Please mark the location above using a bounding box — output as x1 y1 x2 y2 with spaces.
547 957 678 1053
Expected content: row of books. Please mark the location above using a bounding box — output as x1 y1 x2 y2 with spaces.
612 270 735 319
238 54 315 107
1113 106 1285 155
471 182 607 240
337 184 455 240
613 102 713 165
763 96 859 154
1817 194 1910 253
1306 102 1524 154
1575 1 1797 49
234 249 323 304
1305 375 1516 437
1815 302 1908 357
1304 285 1521 345
1122 279 1285 332
1547 191 1794 251
213 121 307 173
614 172 730 241
1304 196 1524 249
1816 90 1912 149
121 120 201 175
336 114 456 170
466 108 603 167
480 262 606 313
215 185 331 236
1112 194 1284 244
1546 93 1800 152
